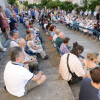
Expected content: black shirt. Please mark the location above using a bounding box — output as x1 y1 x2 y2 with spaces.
79 78 100 100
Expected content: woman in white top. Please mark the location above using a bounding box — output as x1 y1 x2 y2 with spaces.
26 34 48 60
59 42 87 83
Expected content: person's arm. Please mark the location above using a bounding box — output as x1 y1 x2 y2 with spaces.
32 71 43 81
0 13 9 20
29 42 39 50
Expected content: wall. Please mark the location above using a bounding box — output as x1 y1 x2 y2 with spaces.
0 0 6 9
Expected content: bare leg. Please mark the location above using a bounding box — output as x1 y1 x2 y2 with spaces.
5 28 10 39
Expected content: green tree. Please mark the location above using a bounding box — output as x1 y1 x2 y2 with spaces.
23 1 28 8
8 0 16 5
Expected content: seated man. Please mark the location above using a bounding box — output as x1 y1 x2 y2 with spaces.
10 31 19 48
18 38 39 72
79 67 100 100
55 32 64 48
4 47 46 97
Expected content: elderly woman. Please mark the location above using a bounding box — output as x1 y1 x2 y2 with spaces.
26 33 49 60
0 6 10 39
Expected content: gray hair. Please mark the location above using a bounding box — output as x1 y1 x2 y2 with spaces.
9 46 22 61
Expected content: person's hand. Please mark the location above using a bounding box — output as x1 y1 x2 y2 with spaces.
39 71 43 75
30 57 36 61
82 59 87 66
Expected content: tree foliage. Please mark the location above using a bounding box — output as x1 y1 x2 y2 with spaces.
8 0 16 5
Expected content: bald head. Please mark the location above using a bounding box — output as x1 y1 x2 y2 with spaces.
55 29 60 35
59 32 64 39
18 38 26 48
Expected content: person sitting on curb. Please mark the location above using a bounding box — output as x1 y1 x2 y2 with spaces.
26 33 49 60
4 46 46 97
18 38 39 72
55 32 64 48
10 31 19 48
60 37 70 55
79 67 100 100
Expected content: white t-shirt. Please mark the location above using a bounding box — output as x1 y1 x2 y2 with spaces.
4 61 34 97
59 53 85 81
10 39 19 48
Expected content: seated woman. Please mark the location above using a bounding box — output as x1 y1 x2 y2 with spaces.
86 52 99 71
0 6 10 39
49 25 56 37
26 33 48 60
59 42 87 84
60 37 70 55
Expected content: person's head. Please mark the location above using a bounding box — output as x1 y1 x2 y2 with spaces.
0 6 3 12
90 67 100 84
26 33 33 41
9 46 25 63
18 38 26 48
26 29 32 34
87 52 99 64
49 25 55 31
7 4 11 9
55 29 60 35
12 31 19 40
59 32 64 39
70 42 84 57
63 37 70 45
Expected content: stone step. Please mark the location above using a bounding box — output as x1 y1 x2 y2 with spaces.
0 80 75 100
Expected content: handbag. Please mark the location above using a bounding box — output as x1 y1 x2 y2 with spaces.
67 54 82 84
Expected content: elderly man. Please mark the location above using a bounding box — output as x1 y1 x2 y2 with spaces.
18 38 39 72
55 32 64 48
10 31 19 48
53 29 60 41
5 4 17 31
4 47 46 97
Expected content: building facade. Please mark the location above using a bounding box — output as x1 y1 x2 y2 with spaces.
0 0 8 9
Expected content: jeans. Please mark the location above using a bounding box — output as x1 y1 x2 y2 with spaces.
10 18 17 31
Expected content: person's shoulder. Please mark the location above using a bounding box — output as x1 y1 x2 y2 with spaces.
82 78 91 84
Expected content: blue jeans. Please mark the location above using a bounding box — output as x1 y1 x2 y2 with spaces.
10 18 17 31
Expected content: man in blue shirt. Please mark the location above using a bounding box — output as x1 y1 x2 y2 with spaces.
79 67 100 100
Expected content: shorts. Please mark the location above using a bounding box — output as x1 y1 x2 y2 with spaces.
24 80 38 95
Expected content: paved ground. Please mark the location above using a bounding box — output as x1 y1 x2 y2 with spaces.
0 23 75 100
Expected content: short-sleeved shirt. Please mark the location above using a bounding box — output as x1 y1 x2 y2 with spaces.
4 61 34 97
55 37 63 48
79 78 100 100
10 39 19 48
5 8 12 18
59 53 85 81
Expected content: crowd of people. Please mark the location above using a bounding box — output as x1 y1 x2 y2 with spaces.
0 4 100 100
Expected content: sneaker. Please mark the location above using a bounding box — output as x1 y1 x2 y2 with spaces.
43 55 49 60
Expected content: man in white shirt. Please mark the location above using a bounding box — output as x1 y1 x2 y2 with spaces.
10 31 19 48
4 47 46 97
